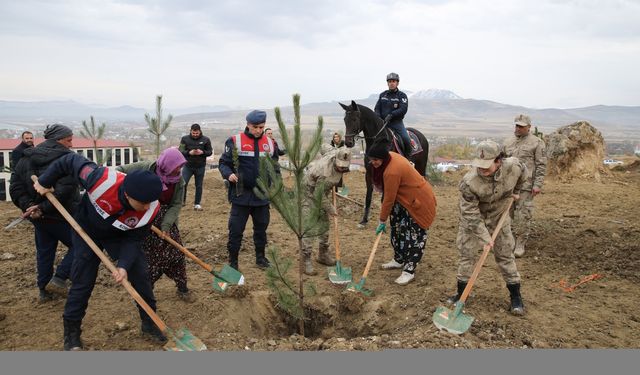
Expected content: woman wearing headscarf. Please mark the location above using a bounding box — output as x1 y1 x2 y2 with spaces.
116 147 194 302
368 138 437 285
330 132 346 191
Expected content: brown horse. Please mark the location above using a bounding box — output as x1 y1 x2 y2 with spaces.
340 100 429 226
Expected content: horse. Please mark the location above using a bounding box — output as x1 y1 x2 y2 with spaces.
339 100 430 226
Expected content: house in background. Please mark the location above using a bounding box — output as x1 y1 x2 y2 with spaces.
0 138 140 201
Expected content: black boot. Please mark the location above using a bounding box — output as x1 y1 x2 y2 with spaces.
255 247 270 269
229 250 239 272
63 319 83 351
507 283 525 316
141 318 168 345
446 280 468 305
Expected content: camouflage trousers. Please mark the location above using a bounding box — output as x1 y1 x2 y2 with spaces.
456 218 521 284
302 230 330 259
512 190 535 246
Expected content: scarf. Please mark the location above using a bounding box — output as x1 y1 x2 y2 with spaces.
156 147 187 191
371 156 391 193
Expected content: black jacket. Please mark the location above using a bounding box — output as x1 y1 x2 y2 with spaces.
10 139 80 221
179 133 213 168
11 141 33 172
374 89 409 125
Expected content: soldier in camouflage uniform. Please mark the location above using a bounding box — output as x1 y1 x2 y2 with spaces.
301 147 352 275
503 114 547 258
447 140 528 316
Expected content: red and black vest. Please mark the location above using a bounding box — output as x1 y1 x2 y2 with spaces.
87 168 160 231
232 133 274 157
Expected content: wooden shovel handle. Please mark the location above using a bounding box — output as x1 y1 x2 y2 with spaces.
336 193 364 207
151 225 213 273
31 175 168 332
459 198 515 304
361 232 383 279
332 188 342 261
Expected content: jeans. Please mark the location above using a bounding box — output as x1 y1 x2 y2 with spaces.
387 122 412 154
182 165 206 205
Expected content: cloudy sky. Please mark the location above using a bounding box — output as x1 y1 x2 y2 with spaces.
1 0 639 110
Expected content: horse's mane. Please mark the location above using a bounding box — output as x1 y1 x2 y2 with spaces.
356 104 382 126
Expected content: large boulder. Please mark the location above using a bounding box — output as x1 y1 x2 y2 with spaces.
545 121 608 182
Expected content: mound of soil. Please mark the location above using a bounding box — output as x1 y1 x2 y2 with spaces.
545 121 609 182
1 168 639 350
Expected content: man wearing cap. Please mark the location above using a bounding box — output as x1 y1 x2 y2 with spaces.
10 124 79 302
374 72 411 157
33 152 167 350
446 140 528 315
11 131 34 172
219 110 274 271
503 114 547 258
300 146 352 275
179 123 213 211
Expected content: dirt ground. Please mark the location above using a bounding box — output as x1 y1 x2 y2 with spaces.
1 161 639 351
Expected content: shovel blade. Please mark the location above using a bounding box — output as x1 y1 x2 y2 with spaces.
328 261 352 284
337 186 349 197
212 265 245 293
432 302 474 335
344 277 373 296
163 327 207 351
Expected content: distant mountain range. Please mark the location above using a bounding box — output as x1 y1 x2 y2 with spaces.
1 91 639 139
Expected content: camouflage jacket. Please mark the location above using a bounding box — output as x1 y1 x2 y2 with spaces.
503 133 547 191
458 157 527 244
303 150 343 214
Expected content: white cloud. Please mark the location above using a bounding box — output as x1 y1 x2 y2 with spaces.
0 0 639 109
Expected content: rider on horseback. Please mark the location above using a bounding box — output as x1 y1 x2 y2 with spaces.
374 72 411 157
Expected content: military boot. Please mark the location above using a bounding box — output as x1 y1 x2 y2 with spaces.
316 244 336 266
304 255 317 276
255 247 271 269
507 283 525 316
63 319 83 351
141 318 168 344
446 280 468 305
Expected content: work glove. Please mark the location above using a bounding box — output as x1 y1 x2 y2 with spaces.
375 221 387 235
384 114 393 124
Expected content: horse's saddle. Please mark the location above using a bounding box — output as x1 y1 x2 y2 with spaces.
387 129 423 157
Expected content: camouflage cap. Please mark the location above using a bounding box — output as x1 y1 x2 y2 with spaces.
471 140 501 169
335 147 352 168
514 114 531 126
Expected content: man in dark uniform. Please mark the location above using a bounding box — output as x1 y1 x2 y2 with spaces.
34 153 166 350
10 124 79 302
374 72 411 156
218 110 274 271
179 123 213 210
11 131 34 172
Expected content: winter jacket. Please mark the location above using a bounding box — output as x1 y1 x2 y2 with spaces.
179 133 213 168
374 89 409 125
503 133 547 192
10 139 80 221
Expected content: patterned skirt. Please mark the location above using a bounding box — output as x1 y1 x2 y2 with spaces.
141 205 188 291
389 203 429 274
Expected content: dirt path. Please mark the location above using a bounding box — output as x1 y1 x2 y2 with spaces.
1 166 639 350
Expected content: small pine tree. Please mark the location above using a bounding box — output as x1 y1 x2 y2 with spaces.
80 116 106 164
254 94 327 336
145 95 173 159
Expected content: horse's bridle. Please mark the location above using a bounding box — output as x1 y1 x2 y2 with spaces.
344 114 389 142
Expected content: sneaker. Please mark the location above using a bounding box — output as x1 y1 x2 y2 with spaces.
394 271 415 285
381 259 403 270
45 275 68 297
514 243 525 258
194 204 203 211
255 256 271 269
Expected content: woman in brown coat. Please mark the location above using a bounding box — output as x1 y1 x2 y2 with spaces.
369 138 437 285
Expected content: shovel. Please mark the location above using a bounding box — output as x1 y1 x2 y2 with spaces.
344 231 383 296
432 198 515 335
150 226 244 293
336 185 349 197
32 175 206 351
327 188 352 284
